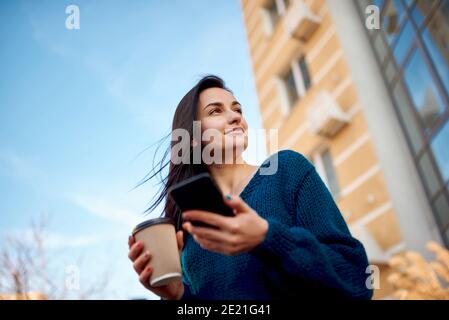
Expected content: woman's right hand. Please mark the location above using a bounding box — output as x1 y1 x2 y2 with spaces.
128 230 185 300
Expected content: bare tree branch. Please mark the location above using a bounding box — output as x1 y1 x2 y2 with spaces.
0 213 110 300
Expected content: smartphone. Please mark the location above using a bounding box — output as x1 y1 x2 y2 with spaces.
168 172 234 229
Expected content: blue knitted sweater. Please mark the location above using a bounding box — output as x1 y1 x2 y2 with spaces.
180 150 373 300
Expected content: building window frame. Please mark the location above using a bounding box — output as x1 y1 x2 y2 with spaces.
354 0 449 247
260 0 286 37
312 148 341 199
276 55 313 114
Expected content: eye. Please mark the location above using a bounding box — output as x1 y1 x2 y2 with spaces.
209 108 221 115
234 107 243 114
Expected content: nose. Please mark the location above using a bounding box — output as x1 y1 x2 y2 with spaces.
226 109 242 125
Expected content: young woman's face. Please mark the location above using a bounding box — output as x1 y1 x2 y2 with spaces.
196 87 248 160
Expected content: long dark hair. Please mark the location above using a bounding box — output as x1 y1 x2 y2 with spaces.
136 75 232 231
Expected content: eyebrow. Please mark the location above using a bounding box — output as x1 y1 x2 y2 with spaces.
203 101 241 110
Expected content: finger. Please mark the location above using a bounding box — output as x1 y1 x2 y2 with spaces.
189 224 232 243
183 222 194 237
128 235 135 248
128 241 143 261
139 265 152 289
223 194 251 214
194 235 225 253
182 210 232 230
197 236 239 256
176 230 184 252
182 221 192 233
133 250 151 274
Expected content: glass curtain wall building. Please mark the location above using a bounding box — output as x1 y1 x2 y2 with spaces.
355 0 449 246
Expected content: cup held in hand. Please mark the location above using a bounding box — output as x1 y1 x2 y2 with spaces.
132 217 182 287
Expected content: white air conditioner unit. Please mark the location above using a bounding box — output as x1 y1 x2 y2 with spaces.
306 91 349 137
283 0 320 41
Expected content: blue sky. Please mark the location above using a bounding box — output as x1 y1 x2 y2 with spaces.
0 0 266 299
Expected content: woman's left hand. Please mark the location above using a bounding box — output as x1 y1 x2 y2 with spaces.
182 194 269 256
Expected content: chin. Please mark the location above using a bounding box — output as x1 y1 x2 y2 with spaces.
224 142 247 161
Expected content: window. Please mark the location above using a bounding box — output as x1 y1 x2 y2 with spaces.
444 228 449 247
403 49 446 132
403 0 414 8
260 0 304 36
284 0 293 10
381 0 407 44
278 56 312 111
393 80 425 153
267 0 280 26
313 149 340 199
292 56 312 98
385 59 399 83
393 21 415 64
260 0 281 36
411 0 436 27
433 192 449 230
374 0 385 9
374 34 389 63
418 151 442 197
422 6 449 98
283 69 298 109
431 120 449 184
298 56 312 92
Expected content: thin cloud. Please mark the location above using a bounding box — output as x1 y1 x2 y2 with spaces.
8 228 100 249
67 193 143 228
0 150 45 183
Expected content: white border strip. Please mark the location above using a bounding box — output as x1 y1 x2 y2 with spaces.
384 242 406 257
307 27 336 62
340 164 381 198
334 132 371 167
313 49 344 84
331 76 352 99
350 201 393 228
262 99 280 121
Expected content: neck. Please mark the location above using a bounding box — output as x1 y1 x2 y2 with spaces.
208 154 252 195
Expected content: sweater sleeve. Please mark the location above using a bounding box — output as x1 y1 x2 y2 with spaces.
250 165 373 300
180 250 196 300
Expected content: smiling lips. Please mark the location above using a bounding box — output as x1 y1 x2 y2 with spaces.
224 127 245 135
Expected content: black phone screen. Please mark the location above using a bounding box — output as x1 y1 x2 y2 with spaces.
168 172 234 229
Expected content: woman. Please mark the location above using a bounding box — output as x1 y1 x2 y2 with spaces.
128 75 373 300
